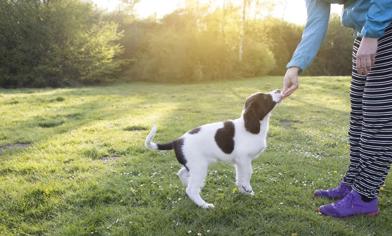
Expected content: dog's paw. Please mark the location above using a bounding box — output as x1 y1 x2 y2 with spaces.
201 203 215 209
239 185 254 196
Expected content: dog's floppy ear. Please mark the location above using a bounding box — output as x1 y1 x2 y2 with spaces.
244 100 261 134
244 94 275 134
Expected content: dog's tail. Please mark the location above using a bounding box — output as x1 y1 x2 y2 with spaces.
145 125 175 151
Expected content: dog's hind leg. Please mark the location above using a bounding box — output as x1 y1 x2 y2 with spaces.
177 167 189 186
186 164 214 209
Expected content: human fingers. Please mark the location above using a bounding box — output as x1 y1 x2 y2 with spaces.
356 57 365 75
282 79 289 95
370 55 376 68
364 55 373 75
282 84 298 98
282 75 292 97
361 56 368 75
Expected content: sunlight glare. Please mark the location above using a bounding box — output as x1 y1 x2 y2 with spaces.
135 0 184 18
91 0 122 12
92 0 343 25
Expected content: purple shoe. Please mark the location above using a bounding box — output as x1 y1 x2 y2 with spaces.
318 190 379 218
314 182 352 199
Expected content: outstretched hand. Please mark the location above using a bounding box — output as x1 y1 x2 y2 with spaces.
282 67 300 99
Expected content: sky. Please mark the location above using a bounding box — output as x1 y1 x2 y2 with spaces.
92 0 343 25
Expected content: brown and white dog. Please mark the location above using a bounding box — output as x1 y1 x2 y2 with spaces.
145 90 282 208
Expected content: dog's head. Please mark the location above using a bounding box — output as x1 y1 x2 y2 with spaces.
243 90 282 134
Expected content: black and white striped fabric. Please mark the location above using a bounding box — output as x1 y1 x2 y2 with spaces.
343 24 392 198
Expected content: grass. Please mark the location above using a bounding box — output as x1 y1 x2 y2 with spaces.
0 76 391 236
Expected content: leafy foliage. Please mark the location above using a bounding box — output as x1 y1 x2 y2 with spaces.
0 0 124 87
253 18 303 75
124 8 277 82
119 9 353 83
0 1 355 87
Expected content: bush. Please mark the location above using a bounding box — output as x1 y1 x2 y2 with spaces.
241 39 276 77
124 12 354 83
126 9 277 83
141 29 195 82
0 0 124 88
0 2 354 87
252 18 302 75
129 27 238 82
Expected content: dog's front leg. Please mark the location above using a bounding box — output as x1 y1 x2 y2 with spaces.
235 159 254 196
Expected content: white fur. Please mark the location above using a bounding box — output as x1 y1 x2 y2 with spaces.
146 90 282 208
145 125 158 150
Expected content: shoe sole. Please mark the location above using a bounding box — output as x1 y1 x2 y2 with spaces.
367 211 380 217
316 208 380 218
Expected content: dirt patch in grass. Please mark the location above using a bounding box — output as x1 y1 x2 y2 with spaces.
123 125 148 132
279 119 302 128
50 97 65 102
0 142 31 155
38 119 65 128
65 113 83 120
83 146 124 162
101 155 120 164
8 99 19 105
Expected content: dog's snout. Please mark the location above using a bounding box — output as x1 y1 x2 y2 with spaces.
275 89 281 94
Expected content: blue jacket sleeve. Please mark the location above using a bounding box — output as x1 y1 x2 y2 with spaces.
361 0 392 38
287 0 330 71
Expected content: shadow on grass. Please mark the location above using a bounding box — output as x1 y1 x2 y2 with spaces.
0 100 110 158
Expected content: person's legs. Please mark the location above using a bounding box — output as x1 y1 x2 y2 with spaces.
351 26 392 200
314 37 365 199
343 37 367 184
319 25 392 217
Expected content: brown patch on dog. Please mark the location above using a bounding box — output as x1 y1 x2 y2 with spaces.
174 138 189 170
243 93 276 134
215 121 235 154
189 127 201 134
155 138 189 170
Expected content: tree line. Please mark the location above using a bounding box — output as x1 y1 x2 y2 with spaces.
0 0 354 88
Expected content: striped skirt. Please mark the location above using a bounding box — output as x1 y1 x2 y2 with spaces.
343 24 392 198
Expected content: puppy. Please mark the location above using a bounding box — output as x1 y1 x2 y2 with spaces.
145 90 282 208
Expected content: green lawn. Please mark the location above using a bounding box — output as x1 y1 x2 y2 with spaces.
0 77 391 235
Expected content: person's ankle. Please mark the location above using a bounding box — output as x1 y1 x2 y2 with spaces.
341 181 352 187
360 194 376 202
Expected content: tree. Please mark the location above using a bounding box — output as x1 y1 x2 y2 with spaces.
239 0 250 61
0 0 124 87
